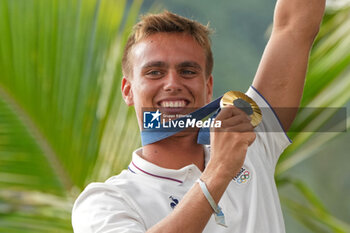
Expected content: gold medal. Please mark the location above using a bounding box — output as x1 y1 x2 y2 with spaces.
220 91 262 127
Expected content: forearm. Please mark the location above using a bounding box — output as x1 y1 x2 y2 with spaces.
253 31 312 129
147 162 232 233
252 0 325 130
273 0 326 38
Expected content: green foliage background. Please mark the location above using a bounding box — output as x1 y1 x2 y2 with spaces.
0 0 349 232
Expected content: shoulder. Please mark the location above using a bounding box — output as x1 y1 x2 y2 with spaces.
245 86 292 167
71 170 147 233
73 170 141 208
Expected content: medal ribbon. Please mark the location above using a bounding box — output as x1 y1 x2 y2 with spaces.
141 96 223 146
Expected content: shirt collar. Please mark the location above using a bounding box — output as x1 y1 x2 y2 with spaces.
128 146 210 185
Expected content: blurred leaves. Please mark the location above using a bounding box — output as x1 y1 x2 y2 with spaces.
278 177 350 233
276 6 350 232
0 0 142 232
277 6 350 174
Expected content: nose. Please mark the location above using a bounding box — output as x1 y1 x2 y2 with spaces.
163 71 183 92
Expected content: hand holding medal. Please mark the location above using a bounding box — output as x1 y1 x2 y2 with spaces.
220 91 262 127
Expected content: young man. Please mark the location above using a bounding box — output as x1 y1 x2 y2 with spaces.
72 0 325 232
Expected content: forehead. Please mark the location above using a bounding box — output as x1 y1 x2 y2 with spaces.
130 32 206 69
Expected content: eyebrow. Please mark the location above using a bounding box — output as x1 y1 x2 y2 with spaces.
175 61 202 71
142 61 168 69
141 61 202 71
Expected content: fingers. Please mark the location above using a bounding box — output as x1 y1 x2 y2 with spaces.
215 106 253 132
216 106 251 121
222 122 254 132
221 114 251 128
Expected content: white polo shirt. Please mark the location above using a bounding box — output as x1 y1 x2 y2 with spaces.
72 86 292 233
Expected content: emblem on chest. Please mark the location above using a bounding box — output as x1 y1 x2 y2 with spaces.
233 167 251 184
169 196 179 209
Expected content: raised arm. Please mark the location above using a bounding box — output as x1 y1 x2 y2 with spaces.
252 0 326 131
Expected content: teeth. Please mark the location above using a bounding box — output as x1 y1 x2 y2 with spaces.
160 100 186 108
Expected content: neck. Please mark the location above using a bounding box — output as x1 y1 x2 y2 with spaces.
141 133 205 171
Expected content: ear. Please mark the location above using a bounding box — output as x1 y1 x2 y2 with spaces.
206 75 213 104
121 77 134 106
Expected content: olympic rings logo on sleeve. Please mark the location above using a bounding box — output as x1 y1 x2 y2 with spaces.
233 168 251 185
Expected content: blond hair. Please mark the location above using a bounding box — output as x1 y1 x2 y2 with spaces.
122 11 213 78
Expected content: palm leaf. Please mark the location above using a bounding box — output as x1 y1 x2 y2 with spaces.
275 6 350 232
278 177 350 232
0 0 142 232
277 6 350 173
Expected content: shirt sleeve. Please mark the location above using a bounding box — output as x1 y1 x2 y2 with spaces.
72 183 146 233
246 86 292 167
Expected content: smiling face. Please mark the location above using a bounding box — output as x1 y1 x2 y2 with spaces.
122 32 213 129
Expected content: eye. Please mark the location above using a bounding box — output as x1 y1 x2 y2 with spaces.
145 70 164 79
182 70 195 74
148 70 161 75
180 69 197 78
